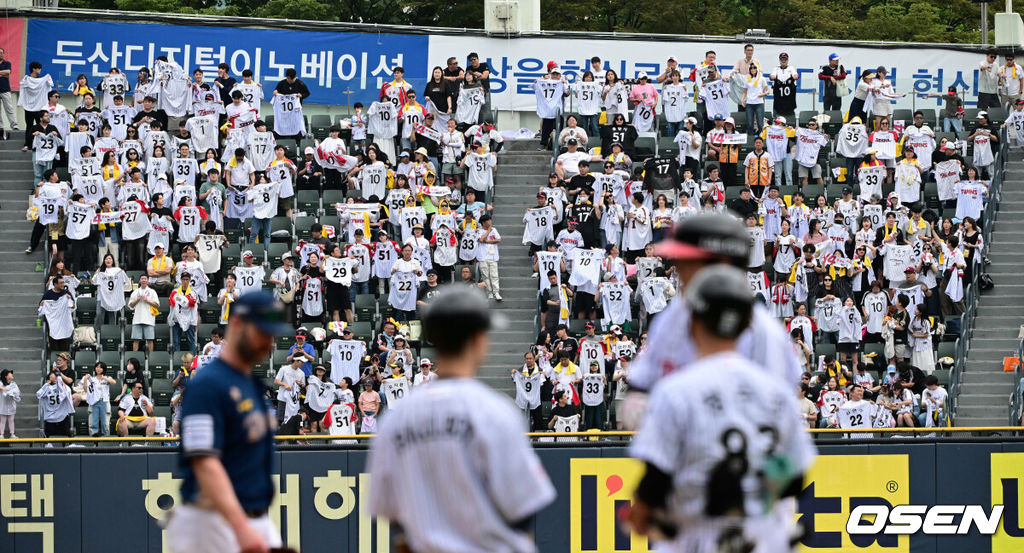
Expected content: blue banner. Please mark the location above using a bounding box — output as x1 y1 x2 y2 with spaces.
25 19 429 105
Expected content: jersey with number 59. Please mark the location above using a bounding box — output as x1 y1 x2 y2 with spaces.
630 352 815 550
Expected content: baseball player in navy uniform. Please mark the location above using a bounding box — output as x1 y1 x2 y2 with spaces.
168 291 292 553
621 213 803 429
368 286 556 553
628 265 815 553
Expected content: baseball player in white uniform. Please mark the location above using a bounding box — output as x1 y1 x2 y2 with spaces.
621 213 804 428
368 286 556 553
628 266 816 553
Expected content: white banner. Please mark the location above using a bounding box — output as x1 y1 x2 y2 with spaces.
428 36 982 114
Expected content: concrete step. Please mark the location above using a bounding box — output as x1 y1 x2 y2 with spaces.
960 382 1018 395
955 416 1012 427
961 371 1019 384
956 404 1010 418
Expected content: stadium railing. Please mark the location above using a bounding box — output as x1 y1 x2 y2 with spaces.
1011 336 1023 426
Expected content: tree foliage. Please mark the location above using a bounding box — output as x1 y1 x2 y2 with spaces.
59 0 1016 44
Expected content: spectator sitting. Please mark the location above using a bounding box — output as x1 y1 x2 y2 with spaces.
117 381 155 436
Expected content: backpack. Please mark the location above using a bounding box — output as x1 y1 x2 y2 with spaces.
979 273 995 291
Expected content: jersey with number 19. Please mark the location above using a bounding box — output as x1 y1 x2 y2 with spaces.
369 378 556 553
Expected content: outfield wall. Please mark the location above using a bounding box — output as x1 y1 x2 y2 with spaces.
2 442 1024 552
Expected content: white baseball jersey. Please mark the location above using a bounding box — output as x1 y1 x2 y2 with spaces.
858 165 886 201
233 266 265 296
513 370 543 410
522 206 556 246
630 352 815 552
185 116 219 154
455 87 485 124
381 377 411 406
837 399 873 431
575 82 603 116
271 94 305 136
600 281 631 327
37 381 74 422
323 256 357 287
246 181 281 220
955 181 986 220
83 374 111 406
369 378 555 553
64 202 93 241
39 295 75 341
973 131 994 167
328 340 365 385
569 248 603 288
248 131 276 171
92 269 130 310
305 377 336 413
862 292 889 334
582 373 606 406
464 152 497 192
699 80 731 119
579 340 604 371
359 162 388 200
388 271 418 312
638 277 672 315
630 299 802 392
324 402 357 439
662 83 689 122
838 306 862 343
367 101 398 138
535 251 563 292
301 277 324 317
815 297 842 333
795 128 827 167
836 123 868 158
99 73 130 109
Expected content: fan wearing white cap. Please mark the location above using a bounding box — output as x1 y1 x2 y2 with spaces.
656 55 679 84
532 61 569 150
629 72 659 132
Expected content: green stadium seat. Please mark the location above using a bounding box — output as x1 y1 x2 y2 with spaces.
100 324 122 352
147 351 171 380
74 349 97 375
348 321 373 343
151 378 173 407
99 350 121 370
269 216 293 244
355 294 377 322
296 192 319 215
76 297 97 325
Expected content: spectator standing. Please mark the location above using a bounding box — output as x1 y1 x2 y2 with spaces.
533 63 569 151
37 368 73 437
818 53 847 111
274 68 310 101
477 214 502 301
0 47 14 139
169 272 199 355
287 328 317 378
978 51 1001 110
466 52 492 115
82 362 116 437
0 369 20 438
129 274 159 352
581 361 608 430
770 53 799 121
358 380 381 433
39 275 75 352
1000 54 1024 109
19 61 53 151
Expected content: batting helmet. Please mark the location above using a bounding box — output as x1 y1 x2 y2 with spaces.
684 265 754 339
654 213 749 267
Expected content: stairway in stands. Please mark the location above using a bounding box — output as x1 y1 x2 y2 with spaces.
0 137 46 437
476 139 549 395
955 155 1024 427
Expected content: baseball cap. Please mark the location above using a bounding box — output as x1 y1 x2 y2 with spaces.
537 191 547 198
156 174 168 181
850 116 863 124
567 138 578 145
942 142 957 150
637 71 649 80
668 55 678 62
887 364 898 374
1017 99 1024 106
713 114 724 120
774 116 786 124
904 267 917 274
779 52 789 59
590 360 601 367
686 116 698 124
842 186 852 194
654 213 749 265
154 243 166 250
174 177 186 185
420 358 432 367
866 148 878 155
296 328 308 338
584 321 595 329
567 218 579 225
426 268 438 276
876 66 887 74
862 70 876 80
829 53 839 61
400 150 410 158
547 61 559 72
242 249 255 259
314 364 326 373
977 111 988 119
231 291 292 336
180 271 191 280
304 146 315 155
549 172 558 178
281 251 294 261
610 325 623 335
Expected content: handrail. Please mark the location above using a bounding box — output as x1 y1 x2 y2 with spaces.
949 125 1008 423
2 427 1022 446
1012 336 1024 426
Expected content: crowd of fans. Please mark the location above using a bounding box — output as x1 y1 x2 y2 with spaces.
4 41 1010 438
514 45 1013 433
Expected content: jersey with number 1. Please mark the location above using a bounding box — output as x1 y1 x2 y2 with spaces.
367 101 398 138
271 94 306 136
381 377 411 406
